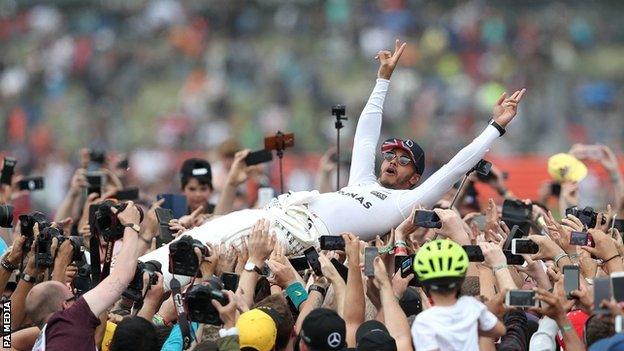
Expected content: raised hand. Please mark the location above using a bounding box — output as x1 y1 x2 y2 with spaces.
227 149 252 187
376 39 407 80
492 88 526 128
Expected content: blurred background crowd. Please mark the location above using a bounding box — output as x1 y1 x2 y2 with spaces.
1 0 624 214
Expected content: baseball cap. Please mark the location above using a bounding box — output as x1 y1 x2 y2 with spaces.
398 287 422 317
355 320 397 351
547 153 587 183
236 308 279 351
589 333 624 351
300 308 346 350
381 138 425 175
180 158 212 188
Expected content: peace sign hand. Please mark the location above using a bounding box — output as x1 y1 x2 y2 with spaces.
492 89 527 128
376 39 407 80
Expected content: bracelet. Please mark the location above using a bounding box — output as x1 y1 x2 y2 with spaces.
490 120 506 136
378 245 394 255
553 252 569 267
395 240 408 248
285 282 308 310
568 253 580 260
603 254 621 264
492 264 509 274
394 246 408 255
561 323 573 333
153 313 172 327
1 258 17 272
218 327 239 338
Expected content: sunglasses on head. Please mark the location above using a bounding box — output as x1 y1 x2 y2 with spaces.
382 151 412 166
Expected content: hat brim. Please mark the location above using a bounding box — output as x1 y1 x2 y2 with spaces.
548 153 588 183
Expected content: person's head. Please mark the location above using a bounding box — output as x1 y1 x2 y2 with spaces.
110 316 158 351
180 158 213 211
414 239 468 299
25 281 76 327
378 138 425 190
217 138 241 170
236 307 281 351
585 314 615 347
398 286 423 317
299 308 346 351
355 320 397 351
254 294 295 351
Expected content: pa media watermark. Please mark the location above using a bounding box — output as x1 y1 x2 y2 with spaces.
2 299 10 348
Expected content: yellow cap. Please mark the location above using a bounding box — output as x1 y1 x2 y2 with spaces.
548 153 587 183
101 321 117 351
236 309 278 351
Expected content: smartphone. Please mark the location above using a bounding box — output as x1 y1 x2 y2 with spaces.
364 247 378 277
288 256 309 272
463 245 485 262
264 133 295 151
569 231 589 246
611 219 624 233
85 171 104 196
0 157 17 185
245 150 273 166
593 277 612 314
502 199 532 235
503 225 526 251
155 208 175 245
550 182 561 197
157 193 188 219
257 187 275 208
400 255 414 278
473 159 492 181
505 290 539 307
319 236 345 251
116 187 139 201
511 239 539 255
413 210 441 229
616 315 623 333
611 272 624 302
563 265 580 299
504 250 525 265
221 273 240 291
17 177 45 191
330 258 348 282
303 247 323 276
472 215 486 231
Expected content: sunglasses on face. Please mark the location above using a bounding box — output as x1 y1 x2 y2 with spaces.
382 151 412 166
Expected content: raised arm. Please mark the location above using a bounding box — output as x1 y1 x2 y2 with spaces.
398 89 526 215
348 40 406 186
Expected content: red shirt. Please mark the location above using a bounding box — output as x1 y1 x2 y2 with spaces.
44 297 101 350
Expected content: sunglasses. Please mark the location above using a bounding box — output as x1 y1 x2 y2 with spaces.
382 151 412 166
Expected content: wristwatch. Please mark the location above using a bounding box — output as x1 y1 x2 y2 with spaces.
308 284 327 298
21 273 36 283
123 223 141 234
1 259 17 272
244 261 263 275
489 120 506 136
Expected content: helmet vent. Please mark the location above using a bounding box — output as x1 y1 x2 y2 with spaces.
446 257 452 271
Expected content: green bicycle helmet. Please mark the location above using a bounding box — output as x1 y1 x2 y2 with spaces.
413 239 468 281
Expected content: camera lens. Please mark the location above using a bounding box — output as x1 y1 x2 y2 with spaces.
0 204 13 228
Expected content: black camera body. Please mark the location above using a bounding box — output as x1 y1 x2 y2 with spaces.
57 236 85 263
169 235 208 277
186 278 228 325
73 260 92 296
565 206 604 229
94 200 144 242
35 227 58 268
1 157 16 185
502 199 532 235
0 204 13 228
19 211 50 252
122 260 162 302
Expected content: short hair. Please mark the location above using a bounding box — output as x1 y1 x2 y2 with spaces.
460 276 480 296
253 294 295 351
25 282 66 327
585 316 614 347
194 340 219 351
180 158 212 190
110 317 158 351
154 325 173 350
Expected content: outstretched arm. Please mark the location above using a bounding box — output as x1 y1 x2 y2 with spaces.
348 40 406 186
398 89 526 215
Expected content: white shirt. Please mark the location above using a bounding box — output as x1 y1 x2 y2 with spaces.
411 296 499 351
308 79 500 241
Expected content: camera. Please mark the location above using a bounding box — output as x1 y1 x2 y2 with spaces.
19 211 50 252
1 157 17 185
57 235 85 263
35 227 59 268
122 260 162 302
331 105 346 117
89 149 106 165
72 259 92 296
186 277 228 325
502 199 532 235
565 206 604 229
94 200 144 242
0 204 13 228
169 235 209 277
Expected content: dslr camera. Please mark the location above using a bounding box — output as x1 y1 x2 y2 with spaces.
169 235 209 277
20 211 50 252
0 204 13 228
56 235 85 263
565 206 604 229
94 200 144 242
186 277 228 325
35 227 60 268
122 260 162 302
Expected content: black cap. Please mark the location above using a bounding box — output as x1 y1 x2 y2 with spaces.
355 320 397 351
381 138 425 175
300 308 346 350
180 158 212 189
399 286 423 317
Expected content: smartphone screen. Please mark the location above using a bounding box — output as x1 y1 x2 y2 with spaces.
593 277 612 314
511 239 539 255
245 149 273 166
18 177 45 191
364 247 378 277
611 219 624 233
155 208 175 245
85 172 104 196
330 258 348 282
288 256 309 272
303 247 323 276
157 194 188 219
612 273 624 302
462 245 485 262
506 290 537 307
413 210 441 228
563 265 580 299
319 236 345 251
504 250 525 265
221 273 240 291
569 231 589 246
400 255 414 278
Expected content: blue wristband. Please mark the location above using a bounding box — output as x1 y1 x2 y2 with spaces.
285 282 308 310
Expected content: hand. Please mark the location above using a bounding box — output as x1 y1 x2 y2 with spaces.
532 287 573 323
55 239 75 265
578 250 597 280
478 242 507 268
226 149 252 187
178 205 204 229
343 233 360 267
372 256 391 289
196 244 218 279
528 234 565 261
143 272 165 306
487 289 509 320
391 271 413 299
484 198 500 238
319 147 338 174
544 211 577 255
235 240 249 274
266 260 299 289
595 205 614 232
598 145 620 174
395 206 418 242
6 235 26 266
115 201 141 226
570 283 593 315
376 39 407 80
65 264 78 284
433 208 470 245
247 219 276 266
560 182 579 208
319 254 342 283
583 229 619 260
217 244 239 274
69 168 88 195
211 290 239 329
492 88 526 128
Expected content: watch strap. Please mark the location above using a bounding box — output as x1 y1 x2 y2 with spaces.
308 284 327 298
21 273 36 283
1 258 17 272
490 120 506 136
123 223 141 234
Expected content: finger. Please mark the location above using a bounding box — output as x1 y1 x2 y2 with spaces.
394 39 400 53
190 205 204 219
393 42 407 60
516 88 526 102
495 92 507 106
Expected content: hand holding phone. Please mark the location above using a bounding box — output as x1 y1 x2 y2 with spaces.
505 290 539 307
155 208 175 245
245 150 273 166
463 245 485 262
413 210 441 229
511 239 539 255
563 265 580 299
319 236 345 251
17 177 44 191
0 157 17 185
303 247 323 276
569 231 591 246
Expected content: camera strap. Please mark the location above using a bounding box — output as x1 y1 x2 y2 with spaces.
89 236 101 287
100 239 114 279
170 276 193 350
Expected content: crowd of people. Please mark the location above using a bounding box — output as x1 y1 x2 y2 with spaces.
0 35 622 351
